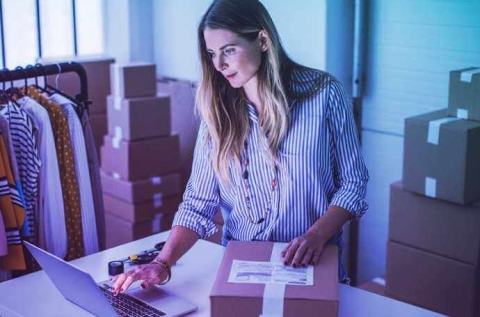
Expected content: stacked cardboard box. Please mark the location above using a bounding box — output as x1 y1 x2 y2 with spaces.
157 78 199 188
387 67 480 317
101 63 182 248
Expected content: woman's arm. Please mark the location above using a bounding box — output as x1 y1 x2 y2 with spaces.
282 206 352 267
112 226 200 294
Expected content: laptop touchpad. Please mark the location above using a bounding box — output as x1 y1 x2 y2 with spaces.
127 286 170 305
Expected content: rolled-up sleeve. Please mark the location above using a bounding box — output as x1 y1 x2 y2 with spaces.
326 77 369 218
172 122 220 239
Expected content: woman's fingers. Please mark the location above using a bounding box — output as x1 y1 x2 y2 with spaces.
300 248 314 268
311 248 323 266
283 240 300 265
291 243 308 268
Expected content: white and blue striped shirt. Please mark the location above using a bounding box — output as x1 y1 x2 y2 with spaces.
173 69 369 251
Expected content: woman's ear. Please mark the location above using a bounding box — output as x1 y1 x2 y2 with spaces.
258 30 269 52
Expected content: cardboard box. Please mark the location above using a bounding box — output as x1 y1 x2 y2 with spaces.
210 241 338 317
403 109 480 204
100 134 180 181
110 63 156 98
448 67 480 121
157 78 199 187
386 241 479 317
105 212 174 248
389 181 480 265
107 94 171 141
103 193 181 223
90 113 108 150
40 55 114 114
101 171 182 204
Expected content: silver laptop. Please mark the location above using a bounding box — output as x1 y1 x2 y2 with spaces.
24 241 197 317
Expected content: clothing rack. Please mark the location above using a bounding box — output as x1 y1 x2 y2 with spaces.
0 62 90 113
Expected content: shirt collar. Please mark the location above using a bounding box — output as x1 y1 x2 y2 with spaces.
246 101 259 123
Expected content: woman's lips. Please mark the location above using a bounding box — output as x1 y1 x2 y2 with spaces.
226 73 236 80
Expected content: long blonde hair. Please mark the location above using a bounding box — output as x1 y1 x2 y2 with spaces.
197 0 301 184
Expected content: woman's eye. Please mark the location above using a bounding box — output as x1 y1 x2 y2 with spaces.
208 52 215 59
224 48 235 55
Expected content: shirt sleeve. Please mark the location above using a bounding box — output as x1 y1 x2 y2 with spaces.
172 122 220 239
326 77 369 218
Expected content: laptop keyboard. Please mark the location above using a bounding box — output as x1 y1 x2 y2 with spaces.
100 284 166 316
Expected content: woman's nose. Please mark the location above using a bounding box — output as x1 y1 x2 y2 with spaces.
214 55 227 71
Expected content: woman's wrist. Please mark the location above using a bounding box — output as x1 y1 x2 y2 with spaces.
151 258 172 285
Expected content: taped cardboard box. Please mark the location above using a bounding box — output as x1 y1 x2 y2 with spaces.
89 113 108 158
448 67 480 121
39 55 114 114
110 63 156 98
210 241 338 317
103 193 181 223
389 181 480 265
107 94 171 141
403 109 480 204
100 134 180 181
386 241 480 317
101 171 182 204
157 78 199 188
105 212 174 248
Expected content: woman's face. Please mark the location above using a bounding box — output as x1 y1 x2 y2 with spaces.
204 28 265 89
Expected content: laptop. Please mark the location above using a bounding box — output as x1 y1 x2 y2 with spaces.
24 241 197 317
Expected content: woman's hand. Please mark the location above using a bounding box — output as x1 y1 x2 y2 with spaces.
111 262 169 295
281 230 327 267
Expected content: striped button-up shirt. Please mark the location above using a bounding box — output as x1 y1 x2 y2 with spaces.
173 70 369 254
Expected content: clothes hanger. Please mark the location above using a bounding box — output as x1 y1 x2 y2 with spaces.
2 68 21 107
36 63 85 117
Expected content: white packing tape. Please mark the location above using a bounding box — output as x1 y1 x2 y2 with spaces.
114 126 122 139
114 65 121 96
114 96 122 111
427 117 460 145
425 177 437 198
153 193 163 208
460 68 480 83
112 136 121 149
456 108 468 119
151 176 163 185
151 213 163 233
261 243 288 317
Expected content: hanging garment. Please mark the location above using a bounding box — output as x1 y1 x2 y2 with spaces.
50 94 98 255
0 207 7 257
17 96 68 258
0 135 26 270
81 111 106 250
0 115 26 219
28 86 85 260
0 103 41 238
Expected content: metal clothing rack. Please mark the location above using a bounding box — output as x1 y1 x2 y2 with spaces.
0 62 90 113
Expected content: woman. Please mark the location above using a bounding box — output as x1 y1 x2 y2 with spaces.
113 0 369 294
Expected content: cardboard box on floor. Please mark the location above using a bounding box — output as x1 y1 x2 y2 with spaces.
386 241 480 317
107 94 171 141
389 181 480 265
210 241 338 317
39 55 114 114
448 67 480 121
403 109 480 204
100 134 180 181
